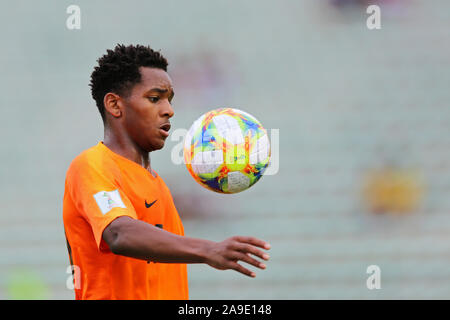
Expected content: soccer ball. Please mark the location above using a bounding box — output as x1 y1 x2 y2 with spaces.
183 108 270 194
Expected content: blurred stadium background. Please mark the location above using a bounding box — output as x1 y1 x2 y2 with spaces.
0 0 449 299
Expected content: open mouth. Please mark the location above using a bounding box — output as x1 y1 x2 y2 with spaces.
160 123 171 132
159 123 171 138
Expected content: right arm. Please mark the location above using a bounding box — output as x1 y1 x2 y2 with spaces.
103 216 271 277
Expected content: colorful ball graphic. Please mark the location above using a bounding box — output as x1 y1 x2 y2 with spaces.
184 108 271 193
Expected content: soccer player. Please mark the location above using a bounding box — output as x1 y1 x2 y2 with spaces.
63 44 271 300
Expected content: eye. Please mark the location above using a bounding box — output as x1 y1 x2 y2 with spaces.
148 96 159 103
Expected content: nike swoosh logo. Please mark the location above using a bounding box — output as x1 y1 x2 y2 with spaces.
145 199 157 208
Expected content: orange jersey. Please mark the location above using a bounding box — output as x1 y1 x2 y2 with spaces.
63 142 188 300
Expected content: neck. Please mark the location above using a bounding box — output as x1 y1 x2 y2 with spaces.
103 127 151 170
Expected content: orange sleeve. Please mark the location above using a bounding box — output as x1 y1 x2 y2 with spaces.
66 155 137 252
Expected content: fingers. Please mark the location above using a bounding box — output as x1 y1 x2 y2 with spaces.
211 236 272 278
230 251 266 278
229 236 271 261
233 236 271 250
232 252 266 270
229 261 256 278
233 243 270 261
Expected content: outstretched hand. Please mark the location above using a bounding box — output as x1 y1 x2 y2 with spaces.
204 236 271 277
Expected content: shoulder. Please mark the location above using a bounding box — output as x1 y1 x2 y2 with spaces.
67 145 101 173
66 144 120 180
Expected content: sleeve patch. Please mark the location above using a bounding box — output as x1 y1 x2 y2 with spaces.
93 189 126 215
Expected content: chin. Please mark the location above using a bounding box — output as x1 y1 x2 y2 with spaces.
147 140 166 152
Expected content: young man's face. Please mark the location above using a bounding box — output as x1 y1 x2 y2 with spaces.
121 67 175 152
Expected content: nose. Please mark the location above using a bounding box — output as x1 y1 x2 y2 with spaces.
161 100 174 118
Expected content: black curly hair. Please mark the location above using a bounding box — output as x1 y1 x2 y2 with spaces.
90 44 168 122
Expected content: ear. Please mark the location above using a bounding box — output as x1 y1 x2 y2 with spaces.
103 92 123 119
